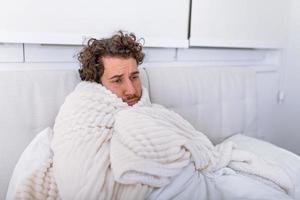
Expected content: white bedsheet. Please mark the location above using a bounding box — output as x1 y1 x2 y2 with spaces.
225 134 300 199
149 134 300 200
149 164 293 200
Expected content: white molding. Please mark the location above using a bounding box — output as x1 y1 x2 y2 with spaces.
24 44 81 63
0 31 86 45
145 38 189 48
0 43 23 63
0 62 278 73
144 48 176 62
142 62 279 73
0 63 78 71
177 48 267 62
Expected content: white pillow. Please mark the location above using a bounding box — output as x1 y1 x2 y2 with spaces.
6 127 53 200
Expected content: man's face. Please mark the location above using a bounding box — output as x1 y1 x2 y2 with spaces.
101 56 142 106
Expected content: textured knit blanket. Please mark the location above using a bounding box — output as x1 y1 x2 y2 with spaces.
111 105 294 197
13 81 294 200
51 81 153 200
14 81 153 200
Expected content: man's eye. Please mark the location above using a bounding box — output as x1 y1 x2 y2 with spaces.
131 76 139 80
112 79 122 83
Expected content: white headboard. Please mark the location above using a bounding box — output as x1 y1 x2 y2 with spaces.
0 66 257 198
144 66 257 143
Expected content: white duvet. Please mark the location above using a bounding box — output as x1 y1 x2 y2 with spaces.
224 134 300 199
149 134 300 200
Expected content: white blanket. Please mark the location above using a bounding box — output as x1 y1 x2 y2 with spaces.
111 105 294 199
51 81 153 200
12 81 154 200
10 81 294 200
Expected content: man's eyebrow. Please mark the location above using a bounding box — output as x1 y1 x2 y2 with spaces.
131 71 139 76
109 74 123 80
109 71 139 80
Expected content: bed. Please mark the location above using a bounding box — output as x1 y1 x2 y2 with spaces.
1 66 300 199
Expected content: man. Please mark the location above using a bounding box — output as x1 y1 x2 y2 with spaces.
77 31 144 106
50 31 154 199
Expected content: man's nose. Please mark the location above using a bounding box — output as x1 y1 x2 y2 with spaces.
124 79 136 95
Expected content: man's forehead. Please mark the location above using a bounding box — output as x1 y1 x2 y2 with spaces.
102 56 136 65
102 57 139 75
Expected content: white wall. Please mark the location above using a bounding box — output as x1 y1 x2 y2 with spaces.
270 0 300 155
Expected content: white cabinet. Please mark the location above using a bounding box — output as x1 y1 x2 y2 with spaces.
190 0 290 48
0 0 291 49
0 0 189 48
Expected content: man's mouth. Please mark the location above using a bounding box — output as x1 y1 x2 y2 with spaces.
125 98 139 106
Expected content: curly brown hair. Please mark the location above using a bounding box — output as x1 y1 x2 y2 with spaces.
78 31 145 83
